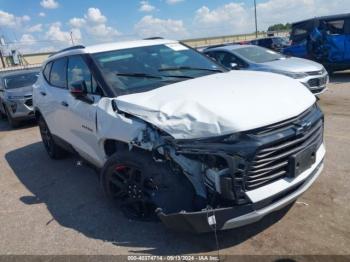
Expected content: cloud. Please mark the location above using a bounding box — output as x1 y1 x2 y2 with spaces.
69 17 86 28
26 24 43 33
256 0 350 30
191 0 350 38
86 24 120 38
20 34 36 43
40 0 59 9
45 22 81 44
139 1 156 12
166 0 184 4
38 12 46 17
67 7 121 42
134 15 188 39
84 7 107 24
0 10 30 28
193 3 252 36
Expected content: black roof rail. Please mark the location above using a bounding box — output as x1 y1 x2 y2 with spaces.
49 45 85 57
143 37 164 40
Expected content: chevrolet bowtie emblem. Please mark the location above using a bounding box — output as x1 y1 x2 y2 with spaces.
294 120 312 135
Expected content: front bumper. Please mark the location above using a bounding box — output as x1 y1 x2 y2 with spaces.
158 144 325 233
4 97 34 120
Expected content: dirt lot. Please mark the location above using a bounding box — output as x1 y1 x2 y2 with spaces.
0 72 349 256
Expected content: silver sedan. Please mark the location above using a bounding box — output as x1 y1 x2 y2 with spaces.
204 44 328 95
0 70 39 127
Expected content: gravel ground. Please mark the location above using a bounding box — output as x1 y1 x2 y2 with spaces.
0 72 349 256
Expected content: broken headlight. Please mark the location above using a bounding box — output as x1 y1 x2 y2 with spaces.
222 132 242 143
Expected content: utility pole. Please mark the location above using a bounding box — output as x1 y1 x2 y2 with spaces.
0 36 6 68
254 0 258 38
70 31 75 46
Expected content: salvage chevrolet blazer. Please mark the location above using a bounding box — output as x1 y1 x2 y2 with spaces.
33 39 325 233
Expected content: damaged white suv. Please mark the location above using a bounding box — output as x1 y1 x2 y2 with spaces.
33 39 325 233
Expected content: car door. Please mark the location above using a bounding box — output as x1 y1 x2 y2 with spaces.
0 77 5 115
344 17 350 61
43 57 71 140
63 55 103 165
323 18 346 62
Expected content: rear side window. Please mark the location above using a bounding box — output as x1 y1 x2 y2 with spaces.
50 58 67 88
324 19 345 35
43 62 52 82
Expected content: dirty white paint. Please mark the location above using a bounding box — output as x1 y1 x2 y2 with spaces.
116 70 316 139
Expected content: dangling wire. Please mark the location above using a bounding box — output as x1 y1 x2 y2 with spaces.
206 207 221 261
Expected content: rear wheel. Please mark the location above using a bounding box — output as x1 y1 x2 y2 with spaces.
100 150 195 220
38 116 67 159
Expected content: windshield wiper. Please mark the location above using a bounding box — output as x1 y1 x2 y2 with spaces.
158 66 223 72
116 72 194 80
116 72 162 79
161 74 194 79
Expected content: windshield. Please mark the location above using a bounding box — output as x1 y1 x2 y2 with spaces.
234 46 284 63
4 72 38 89
92 43 223 94
272 37 289 46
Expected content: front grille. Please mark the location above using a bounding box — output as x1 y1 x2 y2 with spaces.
25 99 33 107
308 78 319 87
308 76 327 87
245 109 323 191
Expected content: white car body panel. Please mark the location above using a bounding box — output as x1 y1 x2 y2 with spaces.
116 70 316 139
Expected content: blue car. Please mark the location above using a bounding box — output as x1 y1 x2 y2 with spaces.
283 13 350 73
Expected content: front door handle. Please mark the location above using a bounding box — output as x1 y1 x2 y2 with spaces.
61 101 69 107
40 91 46 96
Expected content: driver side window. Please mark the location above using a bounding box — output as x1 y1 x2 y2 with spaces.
211 51 245 69
67 55 101 95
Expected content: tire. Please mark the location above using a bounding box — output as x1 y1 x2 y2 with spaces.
0 109 6 119
4 106 19 128
38 116 67 159
100 149 195 220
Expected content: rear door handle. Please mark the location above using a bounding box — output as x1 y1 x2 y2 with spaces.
61 101 69 107
40 91 46 96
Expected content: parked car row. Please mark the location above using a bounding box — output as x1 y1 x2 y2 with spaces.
203 44 328 95
0 69 39 127
1 39 325 234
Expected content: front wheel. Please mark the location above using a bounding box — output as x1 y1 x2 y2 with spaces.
100 150 195 220
38 116 67 159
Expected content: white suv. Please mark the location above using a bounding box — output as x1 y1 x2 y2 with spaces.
33 39 325 233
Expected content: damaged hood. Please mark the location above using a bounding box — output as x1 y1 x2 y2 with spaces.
116 71 316 139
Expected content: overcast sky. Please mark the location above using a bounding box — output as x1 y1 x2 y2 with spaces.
0 0 350 53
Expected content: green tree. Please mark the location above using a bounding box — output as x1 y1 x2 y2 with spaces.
268 23 291 32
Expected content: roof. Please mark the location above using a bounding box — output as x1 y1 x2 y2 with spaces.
293 13 350 25
0 69 40 78
204 44 254 52
47 39 178 62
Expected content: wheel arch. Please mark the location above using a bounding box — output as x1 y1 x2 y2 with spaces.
34 107 43 121
103 139 130 158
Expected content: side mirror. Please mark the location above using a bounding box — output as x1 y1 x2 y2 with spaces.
69 80 93 104
70 80 87 97
230 63 239 70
